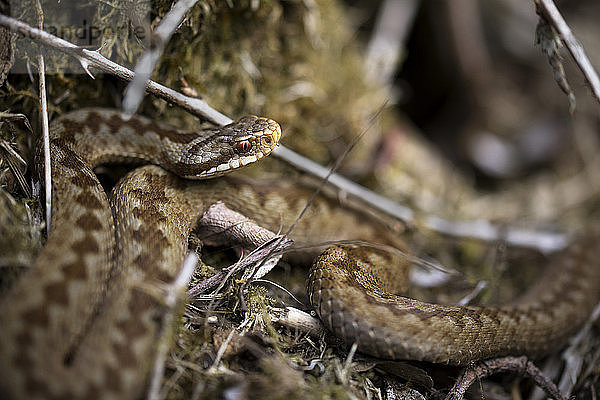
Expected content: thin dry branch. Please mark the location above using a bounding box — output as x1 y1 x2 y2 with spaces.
445 356 567 400
535 0 600 104
147 252 197 400
123 0 199 116
38 56 51 233
187 235 292 298
34 1 51 233
365 0 420 85
0 13 230 125
0 13 570 252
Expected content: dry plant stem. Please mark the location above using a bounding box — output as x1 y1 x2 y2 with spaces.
365 0 420 85
278 145 566 252
0 13 569 252
38 55 51 233
445 356 567 400
285 104 387 237
188 203 293 297
34 1 51 233
535 0 600 104
187 236 291 297
445 0 491 89
197 203 294 283
147 252 197 400
123 0 199 115
0 137 30 197
336 342 358 386
208 317 251 373
0 14 230 125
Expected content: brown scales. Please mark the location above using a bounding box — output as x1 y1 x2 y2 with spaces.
1 108 598 398
308 237 600 364
0 109 281 399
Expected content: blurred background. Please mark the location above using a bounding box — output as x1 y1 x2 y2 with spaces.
1 1 599 399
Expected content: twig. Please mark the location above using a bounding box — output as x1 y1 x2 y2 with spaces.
277 145 567 252
446 0 492 91
197 203 293 311
252 279 306 308
0 13 570 252
0 137 30 197
188 235 292 298
365 0 420 85
445 356 567 400
188 202 293 298
33 1 51 233
196 202 282 249
457 280 487 306
38 56 51 233
534 0 600 104
423 216 566 253
337 342 358 386
208 317 251 373
284 103 387 237
0 14 229 125
147 252 197 400
123 0 199 116
189 203 295 326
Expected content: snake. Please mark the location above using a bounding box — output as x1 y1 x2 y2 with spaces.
0 109 599 399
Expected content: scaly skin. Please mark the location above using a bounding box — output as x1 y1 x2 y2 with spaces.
308 240 600 365
0 109 281 400
0 108 598 399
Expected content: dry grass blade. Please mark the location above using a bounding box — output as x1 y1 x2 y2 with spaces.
34 0 51 233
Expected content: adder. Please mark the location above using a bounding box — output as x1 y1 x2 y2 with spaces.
0 109 598 399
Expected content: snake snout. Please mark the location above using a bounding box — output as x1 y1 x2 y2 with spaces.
265 118 282 147
251 117 282 155
178 115 283 179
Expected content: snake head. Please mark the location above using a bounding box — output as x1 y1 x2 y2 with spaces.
174 116 281 179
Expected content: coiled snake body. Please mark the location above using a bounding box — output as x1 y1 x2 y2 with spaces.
0 109 599 399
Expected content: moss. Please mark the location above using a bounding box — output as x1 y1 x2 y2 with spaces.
3 1 594 399
8 0 389 170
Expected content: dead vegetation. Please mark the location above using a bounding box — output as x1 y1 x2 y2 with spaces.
1 0 599 399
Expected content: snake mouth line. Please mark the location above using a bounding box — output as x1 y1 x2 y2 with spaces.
196 154 262 177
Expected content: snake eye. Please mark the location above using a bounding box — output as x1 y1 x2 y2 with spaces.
236 140 252 153
263 137 272 145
